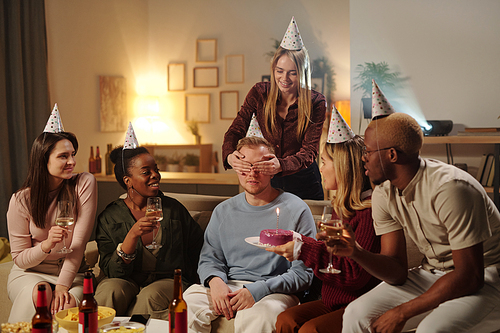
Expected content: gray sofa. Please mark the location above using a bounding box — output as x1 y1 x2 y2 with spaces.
0 192 425 332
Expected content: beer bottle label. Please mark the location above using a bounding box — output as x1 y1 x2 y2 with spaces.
169 311 187 333
78 311 98 333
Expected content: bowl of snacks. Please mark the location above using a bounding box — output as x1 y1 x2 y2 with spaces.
0 321 59 333
99 321 145 333
55 306 115 332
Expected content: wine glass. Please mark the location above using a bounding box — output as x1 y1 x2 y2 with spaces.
56 200 74 254
146 197 163 250
316 206 342 274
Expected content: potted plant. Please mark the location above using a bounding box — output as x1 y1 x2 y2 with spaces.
167 153 183 172
154 155 167 171
184 153 200 173
353 61 407 118
186 121 201 145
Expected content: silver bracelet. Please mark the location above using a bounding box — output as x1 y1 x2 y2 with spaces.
117 243 137 261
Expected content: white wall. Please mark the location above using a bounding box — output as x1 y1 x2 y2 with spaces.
45 0 350 173
350 0 500 134
350 0 500 176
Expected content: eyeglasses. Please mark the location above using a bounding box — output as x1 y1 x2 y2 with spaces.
362 146 394 157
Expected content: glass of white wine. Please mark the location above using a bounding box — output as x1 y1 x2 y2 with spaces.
316 206 342 274
56 200 74 254
146 197 163 250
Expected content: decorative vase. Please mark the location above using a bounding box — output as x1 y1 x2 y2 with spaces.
195 135 201 145
167 164 180 172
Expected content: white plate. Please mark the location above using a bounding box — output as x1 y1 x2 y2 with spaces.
245 236 274 249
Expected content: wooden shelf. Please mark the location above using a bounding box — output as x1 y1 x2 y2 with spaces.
424 136 500 208
142 144 213 173
95 172 239 185
424 136 500 144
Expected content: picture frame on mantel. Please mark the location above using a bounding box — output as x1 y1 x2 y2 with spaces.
193 67 219 88
220 91 239 120
99 76 127 132
196 39 217 62
225 55 244 84
168 63 185 91
186 93 210 123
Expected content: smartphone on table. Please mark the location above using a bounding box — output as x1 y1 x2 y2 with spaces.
130 314 151 326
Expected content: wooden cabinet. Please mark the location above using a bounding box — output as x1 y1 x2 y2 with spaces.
142 144 213 173
423 136 500 208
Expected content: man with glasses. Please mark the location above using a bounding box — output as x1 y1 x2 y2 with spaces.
334 113 500 332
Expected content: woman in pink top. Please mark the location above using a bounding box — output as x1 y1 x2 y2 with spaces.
7 131 97 322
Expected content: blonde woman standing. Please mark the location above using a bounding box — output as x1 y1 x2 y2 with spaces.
223 17 326 200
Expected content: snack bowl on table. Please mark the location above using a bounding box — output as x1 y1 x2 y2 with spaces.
55 306 116 332
99 321 146 333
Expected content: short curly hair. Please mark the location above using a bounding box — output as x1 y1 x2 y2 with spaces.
367 113 423 155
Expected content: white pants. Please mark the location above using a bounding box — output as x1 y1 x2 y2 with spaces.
342 266 500 333
7 263 84 322
184 281 299 333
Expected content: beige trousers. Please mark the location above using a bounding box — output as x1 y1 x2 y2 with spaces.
184 281 300 333
94 277 185 320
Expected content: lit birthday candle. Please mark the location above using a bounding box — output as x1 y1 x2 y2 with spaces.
276 207 280 232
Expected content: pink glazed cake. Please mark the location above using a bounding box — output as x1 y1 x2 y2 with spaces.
259 229 293 247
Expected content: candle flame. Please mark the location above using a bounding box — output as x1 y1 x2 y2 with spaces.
276 207 280 216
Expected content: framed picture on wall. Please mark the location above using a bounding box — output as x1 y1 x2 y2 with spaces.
196 39 217 62
220 91 239 120
193 67 219 88
185 93 210 123
225 55 244 84
99 76 127 132
168 63 185 91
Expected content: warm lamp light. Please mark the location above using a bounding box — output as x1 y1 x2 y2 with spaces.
136 75 167 96
136 96 160 115
335 100 351 127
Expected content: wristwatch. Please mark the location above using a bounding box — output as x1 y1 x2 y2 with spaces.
117 243 137 261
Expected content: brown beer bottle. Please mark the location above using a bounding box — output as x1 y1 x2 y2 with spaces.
95 146 102 174
168 269 187 333
105 144 114 176
79 271 98 333
88 146 96 174
32 284 52 333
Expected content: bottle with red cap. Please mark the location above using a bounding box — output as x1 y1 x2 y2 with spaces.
32 284 52 333
169 269 187 333
79 271 98 333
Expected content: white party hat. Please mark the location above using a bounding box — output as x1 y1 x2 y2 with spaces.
372 79 396 120
327 106 355 143
246 113 264 138
123 122 139 149
280 16 304 50
43 103 65 133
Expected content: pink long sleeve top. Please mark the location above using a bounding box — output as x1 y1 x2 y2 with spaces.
7 172 97 288
299 207 381 310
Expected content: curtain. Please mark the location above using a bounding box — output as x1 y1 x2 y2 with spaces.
0 0 50 238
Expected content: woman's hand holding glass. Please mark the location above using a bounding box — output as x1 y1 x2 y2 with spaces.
316 206 342 274
55 200 74 254
146 197 163 250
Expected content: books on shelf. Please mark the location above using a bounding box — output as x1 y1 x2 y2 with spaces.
476 154 488 182
487 159 496 187
481 154 494 186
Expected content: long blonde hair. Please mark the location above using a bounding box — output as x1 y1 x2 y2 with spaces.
264 46 312 141
324 135 371 219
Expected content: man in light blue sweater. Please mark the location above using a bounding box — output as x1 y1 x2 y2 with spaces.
184 136 316 333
